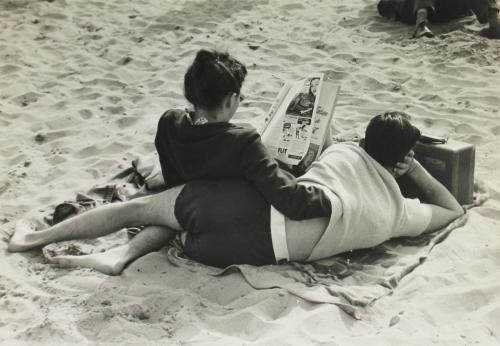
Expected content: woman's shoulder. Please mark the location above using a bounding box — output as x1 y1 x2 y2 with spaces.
220 125 268 156
159 109 188 121
226 123 260 139
156 109 192 131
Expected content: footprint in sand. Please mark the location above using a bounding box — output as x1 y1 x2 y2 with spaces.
455 123 479 134
39 24 60 33
45 115 82 130
70 87 94 96
102 106 126 115
145 23 182 34
79 22 103 33
419 94 446 103
12 92 43 107
307 40 337 54
490 125 500 136
77 93 102 101
106 95 121 104
279 3 305 12
114 116 140 129
0 116 10 127
0 182 11 197
116 56 132 66
0 64 21 74
462 134 487 145
33 129 79 143
0 295 43 325
1 0 29 10
81 78 127 91
129 95 145 104
42 12 67 20
146 80 164 89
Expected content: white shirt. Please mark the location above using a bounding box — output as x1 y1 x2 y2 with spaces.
271 142 432 262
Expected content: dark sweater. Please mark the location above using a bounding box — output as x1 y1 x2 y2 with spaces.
391 0 473 24
154 109 332 220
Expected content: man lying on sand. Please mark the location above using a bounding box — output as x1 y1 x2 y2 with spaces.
9 111 464 275
378 0 500 38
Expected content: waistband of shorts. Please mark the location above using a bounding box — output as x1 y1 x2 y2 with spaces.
270 205 289 264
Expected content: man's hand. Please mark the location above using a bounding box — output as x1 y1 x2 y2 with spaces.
393 150 415 178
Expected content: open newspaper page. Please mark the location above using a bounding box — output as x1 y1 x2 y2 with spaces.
261 72 340 170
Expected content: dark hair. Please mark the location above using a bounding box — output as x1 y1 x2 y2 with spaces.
184 49 247 110
309 77 320 95
377 0 401 20
364 111 421 167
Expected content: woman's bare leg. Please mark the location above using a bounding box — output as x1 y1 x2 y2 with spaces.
8 185 184 252
47 225 176 276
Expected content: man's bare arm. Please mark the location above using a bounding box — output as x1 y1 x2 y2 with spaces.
406 159 464 232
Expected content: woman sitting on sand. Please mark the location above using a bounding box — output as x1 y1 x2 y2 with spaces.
154 48 331 222
8 112 464 275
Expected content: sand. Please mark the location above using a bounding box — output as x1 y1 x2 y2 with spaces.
1 0 500 344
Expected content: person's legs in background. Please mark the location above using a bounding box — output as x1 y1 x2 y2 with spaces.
413 0 437 37
470 0 500 38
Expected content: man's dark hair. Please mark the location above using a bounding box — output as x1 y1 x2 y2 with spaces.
364 111 421 167
184 49 247 110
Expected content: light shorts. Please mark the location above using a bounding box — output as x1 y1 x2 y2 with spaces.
270 205 289 264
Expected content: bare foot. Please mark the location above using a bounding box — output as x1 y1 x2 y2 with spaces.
8 221 40 252
46 244 132 276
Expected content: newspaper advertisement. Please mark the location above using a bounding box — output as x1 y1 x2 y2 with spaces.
261 72 340 168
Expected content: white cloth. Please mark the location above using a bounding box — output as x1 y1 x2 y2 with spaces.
294 142 432 261
270 205 289 263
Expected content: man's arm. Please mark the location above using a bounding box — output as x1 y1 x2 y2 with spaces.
405 159 464 232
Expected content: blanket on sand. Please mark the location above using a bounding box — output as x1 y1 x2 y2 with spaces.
38 155 480 319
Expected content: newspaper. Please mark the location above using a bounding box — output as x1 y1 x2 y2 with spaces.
261 72 340 170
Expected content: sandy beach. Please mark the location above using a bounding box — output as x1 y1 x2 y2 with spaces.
1 0 500 344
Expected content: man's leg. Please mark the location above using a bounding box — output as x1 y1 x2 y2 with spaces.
413 0 437 37
8 185 184 252
47 225 176 276
474 0 500 38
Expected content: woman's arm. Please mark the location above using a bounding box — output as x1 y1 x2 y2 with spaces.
240 133 332 220
406 159 464 232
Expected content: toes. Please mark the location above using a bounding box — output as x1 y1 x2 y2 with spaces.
50 256 72 268
48 255 62 264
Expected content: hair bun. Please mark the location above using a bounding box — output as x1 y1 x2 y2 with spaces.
184 49 247 109
194 49 216 65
